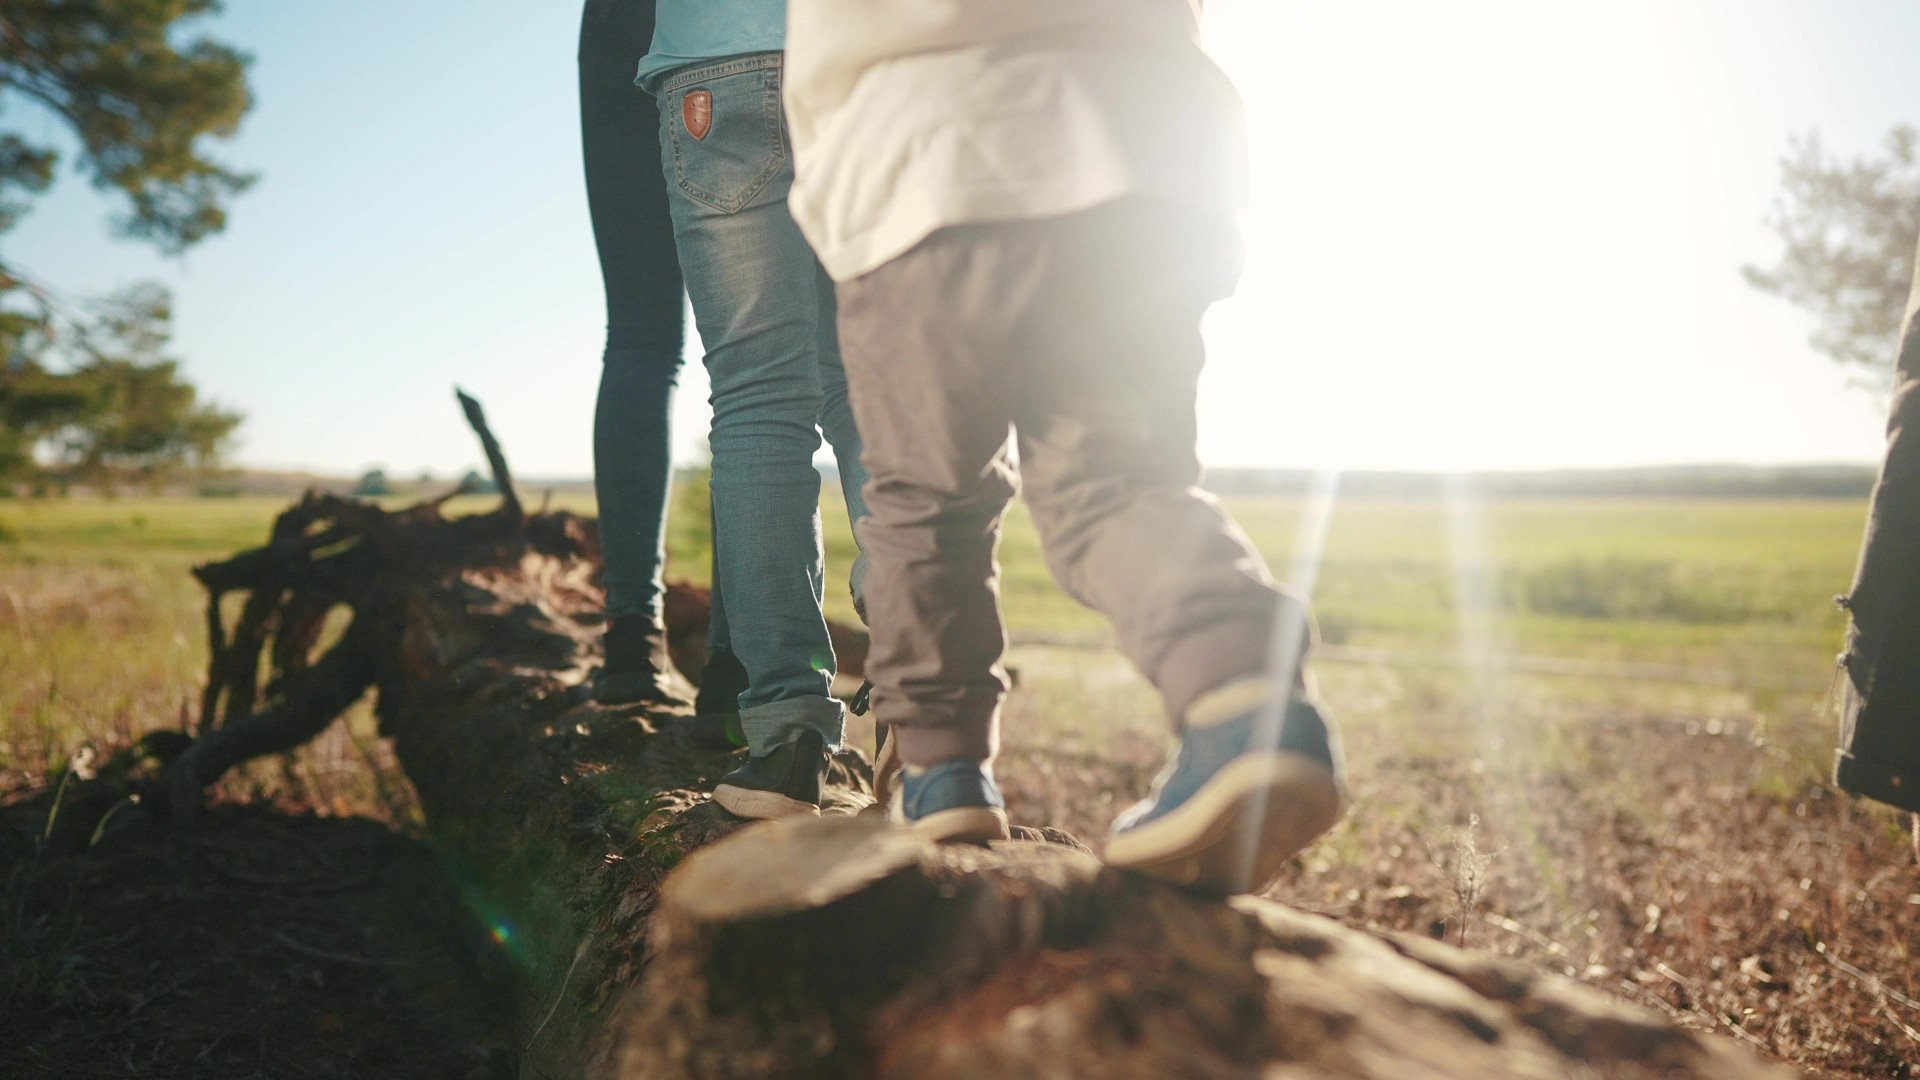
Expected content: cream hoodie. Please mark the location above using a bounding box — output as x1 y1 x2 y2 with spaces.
783 0 1248 281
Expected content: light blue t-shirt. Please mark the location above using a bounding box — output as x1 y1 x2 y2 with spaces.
635 1 786 93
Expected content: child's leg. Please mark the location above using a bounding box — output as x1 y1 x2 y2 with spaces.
810 259 874 623
1011 202 1299 722
833 229 1031 773
1008 199 1340 890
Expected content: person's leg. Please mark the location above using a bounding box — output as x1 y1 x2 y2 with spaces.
1008 200 1341 891
809 247 890 786
690 507 749 748
810 259 872 622
835 225 1038 841
580 0 687 705
1835 232 1920 813
655 54 845 813
1010 203 1288 719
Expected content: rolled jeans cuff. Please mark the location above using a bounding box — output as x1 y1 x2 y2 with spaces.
740 695 845 755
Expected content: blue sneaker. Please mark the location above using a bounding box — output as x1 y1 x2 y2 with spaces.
890 761 1011 844
1106 685 1343 893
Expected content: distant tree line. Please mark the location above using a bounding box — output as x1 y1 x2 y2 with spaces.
351 469 500 499
0 0 252 494
1204 464 1876 500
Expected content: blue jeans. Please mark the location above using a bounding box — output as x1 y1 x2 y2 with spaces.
655 52 869 753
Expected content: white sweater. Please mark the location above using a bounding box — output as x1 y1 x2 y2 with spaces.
783 0 1248 281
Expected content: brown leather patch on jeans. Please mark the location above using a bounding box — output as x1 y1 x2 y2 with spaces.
683 89 712 141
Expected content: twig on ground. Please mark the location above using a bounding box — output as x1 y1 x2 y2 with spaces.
1478 911 1569 957
526 936 589 1053
1817 941 1920 1012
199 840 376 894
271 930 411 969
1648 962 1774 1053
1875 1002 1920 1046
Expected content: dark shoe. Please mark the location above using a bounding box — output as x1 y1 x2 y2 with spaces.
891 761 1011 843
686 649 748 748
1105 694 1342 894
713 729 829 819
595 616 689 707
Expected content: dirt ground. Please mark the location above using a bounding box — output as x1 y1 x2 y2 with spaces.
0 800 515 1080
996 711 1920 1079
3 710 1916 1079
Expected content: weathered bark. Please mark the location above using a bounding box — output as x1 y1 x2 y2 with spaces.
152 397 1792 1079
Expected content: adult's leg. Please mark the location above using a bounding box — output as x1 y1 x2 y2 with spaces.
656 55 845 754
1836 231 1920 813
690 507 750 749
580 0 684 628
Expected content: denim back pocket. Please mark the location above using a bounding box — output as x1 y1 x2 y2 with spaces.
666 68 785 215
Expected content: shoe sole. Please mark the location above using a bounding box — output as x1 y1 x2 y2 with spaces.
713 784 821 820
901 805 1010 845
1103 752 1341 894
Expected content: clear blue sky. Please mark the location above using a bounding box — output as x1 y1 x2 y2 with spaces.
8 1 1919 478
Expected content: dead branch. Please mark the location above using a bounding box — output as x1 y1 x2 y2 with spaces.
456 386 521 519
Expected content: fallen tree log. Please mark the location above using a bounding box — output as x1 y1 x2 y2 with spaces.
148 397 1793 1079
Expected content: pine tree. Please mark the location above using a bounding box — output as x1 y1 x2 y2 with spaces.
1746 126 1920 389
0 0 253 490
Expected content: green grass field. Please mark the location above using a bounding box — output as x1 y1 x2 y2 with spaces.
0 487 1869 874
0 490 1862 779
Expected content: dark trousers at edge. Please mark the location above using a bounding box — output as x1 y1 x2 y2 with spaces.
1836 232 1920 814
